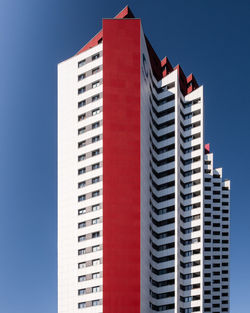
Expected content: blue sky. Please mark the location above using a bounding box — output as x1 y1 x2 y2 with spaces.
0 0 249 312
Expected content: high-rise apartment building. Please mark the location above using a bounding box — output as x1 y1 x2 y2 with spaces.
58 6 230 313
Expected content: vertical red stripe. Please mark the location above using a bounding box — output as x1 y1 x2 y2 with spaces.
103 19 141 313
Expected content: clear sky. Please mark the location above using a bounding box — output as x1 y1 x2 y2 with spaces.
0 0 249 312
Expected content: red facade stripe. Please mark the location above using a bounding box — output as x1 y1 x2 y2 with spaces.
103 18 141 313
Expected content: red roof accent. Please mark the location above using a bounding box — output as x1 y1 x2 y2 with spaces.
76 6 200 95
187 73 198 94
76 30 103 55
161 57 173 77
205 143 210 154
172 65 199 96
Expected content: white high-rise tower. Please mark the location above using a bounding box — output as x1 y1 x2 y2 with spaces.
58 6 230 313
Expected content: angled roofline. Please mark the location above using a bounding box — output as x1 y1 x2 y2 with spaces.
75 6 199 95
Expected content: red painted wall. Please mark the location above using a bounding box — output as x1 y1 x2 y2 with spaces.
103 18 141 313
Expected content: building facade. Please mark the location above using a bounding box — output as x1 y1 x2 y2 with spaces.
58 6 230 313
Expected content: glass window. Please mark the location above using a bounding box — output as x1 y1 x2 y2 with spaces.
78 249 86 255
92 204 100 211
78 275 86 282
78 114 86 121
92 286 100 293
78 262 86 269
92 245 100 252
92 163 100 170
92 53 100 60
92 232 100 238
92 272 100 279
78 154 86 162
78 208 86 215
78 60 86 68
92 81 100 88
92 122 100 129
92 149 100 156
78 100 86 108
78 141 86 148
78 289 86 295
92 136 100 143
78 87 86 95
78 235 86 242
78 181 85 188
92 218 99 224
92 94 99 102
78 222 86 228
78 73 86 81
92 191 100 197
92 300 100 306
92 67 99 74
92 108 100 115
78 195 86 202
92 176 100 184
78 127 85 135
92 259 100 266
78 302 86 308
78 168 86 175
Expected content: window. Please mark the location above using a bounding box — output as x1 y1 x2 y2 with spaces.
92 286 100 293
92 53 100 60
78 154 86 162
78 262 86 269
78 208 86 215
92 136 100 143
92 121 100 129
78 249 86 255
92 177 100 184
92 300 100 306
78 141 86 148
92 67 99 74
78 168 86 175
78 127 86 135
78 289 86 295
78 87 86 95
92 218 99 224
183 135 193 143
92 232 100 238
78 302 86 309
92 191 100 197
92 204 100 211
182 204 192 211
92 163 100 170
92 108 100 115
92 259 100 266
92 149 100 156
92 94 99 102
92 245 100 252
78 222 86 228
92 81 100 88
78 59 86 68
78 100 86 108
183 296 192 302
78 235 86 242
78 114 86 121
78 195 86 202
184 113 193 120
78 73 85 81
78 275 86 282
78 181 85 188
92 272 100 279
